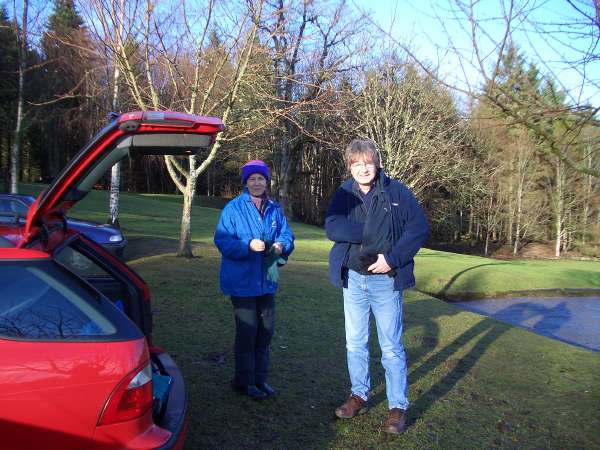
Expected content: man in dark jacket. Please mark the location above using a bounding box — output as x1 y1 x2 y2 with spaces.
325 139 429 434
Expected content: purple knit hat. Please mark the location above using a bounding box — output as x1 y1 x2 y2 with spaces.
241 160 270 184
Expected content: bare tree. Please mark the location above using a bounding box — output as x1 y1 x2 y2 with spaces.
163 1 265 256
83 0 267 256
81 0 144 226
510 131 536 254
108 0 124 228
9 0 28 194
351 58 471 200
367 0 600 178
580 127 600 245
258 0 367 216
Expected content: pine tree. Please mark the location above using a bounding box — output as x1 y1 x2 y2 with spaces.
0 6 19 188
475 44 548 253
38 0 92 178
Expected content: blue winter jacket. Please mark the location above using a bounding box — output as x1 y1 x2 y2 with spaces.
214 190 295 297
325 171 429 291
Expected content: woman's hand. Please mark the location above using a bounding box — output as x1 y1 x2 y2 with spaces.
249 239 266 252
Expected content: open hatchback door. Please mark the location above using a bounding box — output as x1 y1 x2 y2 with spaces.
21 111 224 247
1 111 224 449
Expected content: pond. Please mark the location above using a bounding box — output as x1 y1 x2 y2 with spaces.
452 296 600 352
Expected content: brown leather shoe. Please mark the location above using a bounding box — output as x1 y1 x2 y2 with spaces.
383 408 407 434
335 394 368 419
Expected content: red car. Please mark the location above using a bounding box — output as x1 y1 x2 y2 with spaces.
0 111 224 450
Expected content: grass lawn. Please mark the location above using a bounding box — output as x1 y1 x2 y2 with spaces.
24 183 600 299
21 185 600 448
415 248 600 300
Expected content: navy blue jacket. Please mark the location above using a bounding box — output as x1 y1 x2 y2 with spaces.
214 190 294 297
325 171 429 291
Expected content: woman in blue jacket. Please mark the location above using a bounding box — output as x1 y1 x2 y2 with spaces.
214 160 294 400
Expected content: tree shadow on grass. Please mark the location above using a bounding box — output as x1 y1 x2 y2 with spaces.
463 300 581 349
381 297 577 429
405 308 508 425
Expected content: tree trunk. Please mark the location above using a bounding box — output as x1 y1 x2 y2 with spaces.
10 0 28 194
145 159 151 193
581 145 592 246
10 106 23 194
108 64 121 227
507 160 514 247
109 163 121 227
468 202 474 236
563 209 572 254
554 158 563 258
513 182 523 255
177 156 197 257
277 122 294 217
206 165 211 196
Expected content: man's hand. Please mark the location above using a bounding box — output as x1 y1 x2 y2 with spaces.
271 242 283 255
249 239 266 252
368 254 392 274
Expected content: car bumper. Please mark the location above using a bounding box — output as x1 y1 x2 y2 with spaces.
90 348 188 450
153 351 188 450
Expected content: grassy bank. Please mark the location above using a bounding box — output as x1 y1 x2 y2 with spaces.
21 183 600 298
415 248 600 300
39 184 600 300
20 185 600 448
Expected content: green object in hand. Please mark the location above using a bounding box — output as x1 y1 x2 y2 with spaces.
264 243 287 283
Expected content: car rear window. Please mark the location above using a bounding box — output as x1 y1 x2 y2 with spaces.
55 246 113 279
0 236 14 248
0 260 142 341
0 199 28 215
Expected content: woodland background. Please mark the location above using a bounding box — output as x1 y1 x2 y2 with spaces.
1 0 599 258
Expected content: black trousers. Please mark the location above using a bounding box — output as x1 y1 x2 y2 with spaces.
231 294 275 385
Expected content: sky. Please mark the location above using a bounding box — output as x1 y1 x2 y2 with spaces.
352 0 599 108
9 0 598 109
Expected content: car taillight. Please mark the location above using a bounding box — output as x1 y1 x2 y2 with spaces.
98 362 153 425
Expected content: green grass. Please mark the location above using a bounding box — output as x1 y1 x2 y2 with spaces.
416 248 600 300
21 182 600 298
133 244 599 449
19 184 600 448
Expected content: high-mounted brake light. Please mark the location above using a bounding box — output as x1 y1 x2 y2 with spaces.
143 111 194 127
98 362 153 425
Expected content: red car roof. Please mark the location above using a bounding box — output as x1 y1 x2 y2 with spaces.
0 248 50 260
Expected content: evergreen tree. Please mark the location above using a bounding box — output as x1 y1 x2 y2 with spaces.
0 6 19 187
0 6 18 122
36 0 93 178
474 45 549 253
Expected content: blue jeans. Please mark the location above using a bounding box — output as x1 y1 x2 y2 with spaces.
343 269 409 410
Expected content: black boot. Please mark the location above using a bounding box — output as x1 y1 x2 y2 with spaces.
256 382 276 397
232 383 268 400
